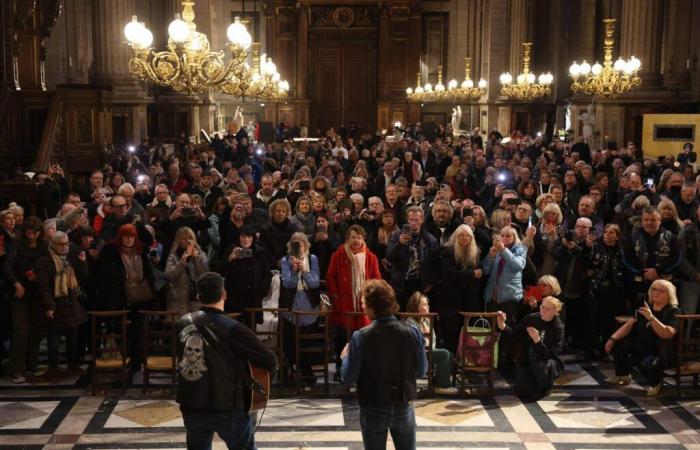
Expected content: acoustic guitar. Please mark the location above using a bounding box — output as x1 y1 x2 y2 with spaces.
244 363 270 412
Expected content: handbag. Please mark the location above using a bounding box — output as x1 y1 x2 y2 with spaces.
125 278 153 304
457 316 499 368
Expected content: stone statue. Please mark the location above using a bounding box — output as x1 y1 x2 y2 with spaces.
233 106 245 131
451 105 463 137
579 103 596 144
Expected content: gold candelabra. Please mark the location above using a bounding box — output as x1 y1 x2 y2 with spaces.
569 19 641 99
124 0 288 99
499 43 553 101
406 58 486 102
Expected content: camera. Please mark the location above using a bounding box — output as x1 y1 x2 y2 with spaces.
149 248 158 258
402 224 412 235
462 207 473 218
238 248 253 258
506 197 521 206
317 224 328 234
564 229 575 241
290 241 302 258
181 207 195 217
645 177 654 188
299 180 310 191
497 173 507 182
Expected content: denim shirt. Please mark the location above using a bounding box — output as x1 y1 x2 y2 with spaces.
280 254 321 326
341 315 428 385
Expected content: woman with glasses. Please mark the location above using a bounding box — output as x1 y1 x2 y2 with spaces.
604 279 681 396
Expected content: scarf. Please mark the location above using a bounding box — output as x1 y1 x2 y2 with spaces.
296 252 310 291
344 243 366 311
121 248 144 281
51 250 78 298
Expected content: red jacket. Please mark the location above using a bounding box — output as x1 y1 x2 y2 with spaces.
326 245 382 330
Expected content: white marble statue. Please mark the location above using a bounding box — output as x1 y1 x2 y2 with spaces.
451 105 463 137
579 103 596 144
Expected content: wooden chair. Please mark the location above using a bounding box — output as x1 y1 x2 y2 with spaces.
89 311 130 395
398 312 438 393
245 307 288 390
140 311 180 394
664 314 700 397
292 311 331 394
454 312 499 396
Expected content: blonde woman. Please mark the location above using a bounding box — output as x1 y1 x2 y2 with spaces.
438 224 483 354
535 202 563 275
604 279 681 396
496 296 565 399
405 292 454 394
165 226 208 314
657 198 683 235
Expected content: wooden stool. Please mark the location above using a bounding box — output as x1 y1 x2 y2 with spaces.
89 311 130 396
140 311 180 394
292 311 331 394
398 312 438 393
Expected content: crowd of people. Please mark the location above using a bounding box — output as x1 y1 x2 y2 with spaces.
0 121 695 398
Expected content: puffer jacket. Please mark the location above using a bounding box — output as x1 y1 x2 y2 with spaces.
482 244 527 305
165 249 208 315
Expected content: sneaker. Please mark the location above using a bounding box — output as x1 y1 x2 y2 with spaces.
434 387 459 395
605 375 631 386
646 384 662 396
10 374 26 384
27 368 45 377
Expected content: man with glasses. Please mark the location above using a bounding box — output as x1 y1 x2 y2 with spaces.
99 195 152 246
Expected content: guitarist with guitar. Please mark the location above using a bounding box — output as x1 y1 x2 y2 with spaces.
176 272 277 450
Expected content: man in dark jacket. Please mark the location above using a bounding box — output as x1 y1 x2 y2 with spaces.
176 272 277 450
386 206 439 310
341 279 427 450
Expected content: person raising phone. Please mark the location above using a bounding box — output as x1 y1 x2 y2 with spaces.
604 279 681 396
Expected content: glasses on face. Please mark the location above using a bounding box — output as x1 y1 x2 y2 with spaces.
113 203 127 209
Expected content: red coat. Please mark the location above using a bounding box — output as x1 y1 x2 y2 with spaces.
326 246 382 330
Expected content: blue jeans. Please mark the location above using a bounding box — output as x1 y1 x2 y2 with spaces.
359 403 416 450
182 410 255 450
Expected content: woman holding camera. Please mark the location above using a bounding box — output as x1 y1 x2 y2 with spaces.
280 232 321 383
217 226 271 325
604 279 681 396
164 226 208 315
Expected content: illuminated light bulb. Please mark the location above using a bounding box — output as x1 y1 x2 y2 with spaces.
579 60 591 74
168 15 189 43
613 57 626 71
478 78 487 89
569 62 580 76
124 16 145 43
406 87 413 94
592 63 602 75
448 79 458 90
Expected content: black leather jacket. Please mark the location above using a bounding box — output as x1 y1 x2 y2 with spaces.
176 307 277 413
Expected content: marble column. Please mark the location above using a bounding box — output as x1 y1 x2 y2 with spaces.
92 0 147 102
483 0 509 130
508 0 527 76
619 0 663 87
662 0 692 90
575 0 597 63
296 5 308 99
448 0 468 82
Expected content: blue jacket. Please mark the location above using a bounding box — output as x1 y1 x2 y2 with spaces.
482 244 527 304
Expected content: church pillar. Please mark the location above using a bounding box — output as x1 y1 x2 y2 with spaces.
296 5 308 100
575 0 597 63
508 0 527 76
619 0 663 88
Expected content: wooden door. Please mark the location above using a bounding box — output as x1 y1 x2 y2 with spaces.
310 31 376 135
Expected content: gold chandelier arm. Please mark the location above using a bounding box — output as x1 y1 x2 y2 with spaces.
603 19 615 67
522 43 532 74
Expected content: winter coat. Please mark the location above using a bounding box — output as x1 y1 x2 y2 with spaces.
35 253 88 330
94 243 156 310
326 245 382 330
260 219 301 267
438 246 482 312
385 228 439 293
164 249 209 315
482 244 527 305
217 243 272 322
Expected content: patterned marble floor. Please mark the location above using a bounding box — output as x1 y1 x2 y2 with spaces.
1 356 699 450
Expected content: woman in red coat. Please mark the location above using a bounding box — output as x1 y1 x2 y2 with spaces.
326 224 382 379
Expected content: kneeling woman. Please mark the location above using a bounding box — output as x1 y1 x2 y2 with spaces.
496 296 565 399
604 279 680 396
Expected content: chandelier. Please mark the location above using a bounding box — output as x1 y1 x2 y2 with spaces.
406 58 486 103
220 43 290 99
569 19 641 99
499 43 553 101
123 0 288 99
449 57 487 102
